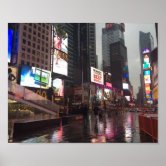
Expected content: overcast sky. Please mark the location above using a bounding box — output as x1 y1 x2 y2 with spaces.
96 23 157 98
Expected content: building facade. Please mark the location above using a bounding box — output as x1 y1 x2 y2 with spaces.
9 23 52 71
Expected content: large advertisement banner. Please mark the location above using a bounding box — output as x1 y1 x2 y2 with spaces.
91 67 104 85
53 49 68 76
52 25 68 76
53 78 64 97
20 66 51 89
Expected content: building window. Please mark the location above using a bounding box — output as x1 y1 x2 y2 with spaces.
21 53 25 58
22 46 26 51
42 41 44 46
33 31 36 35
37 58 40 62
45 67 47 70
33 37 36 41
46 49 48 53
27 54 30 60
38 26 41 31
38 33 41 37
45 55 48 59
28 34 31 39
42 24 45 28
45 61 48 65
29 28 32 33
23 39 26 44
46 43 48 47
29 23 32 26
21 60 24 65
32 50 35 55
46 31 48 35
32 43 35 48
37 64 39 68
46 37 48 41
23 32 26 37
41 60 44 64
37 45 40 49
42 47 44 51
42 29 45 33
27 62 30 66
38 39 40 43
33 24 36 29
37 51 40 56
32 63 34 66
23 25 27 30
46 26 49 30
28 41 31 46
32 56 35 61
42 35 45 39
27 48 31 53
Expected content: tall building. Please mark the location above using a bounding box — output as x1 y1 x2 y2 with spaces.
102 23 125 72
80 23 96 83
9 23 52 71
139 31 154 104
102 23 130 91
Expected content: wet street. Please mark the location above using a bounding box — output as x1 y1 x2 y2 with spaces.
12 111 153 143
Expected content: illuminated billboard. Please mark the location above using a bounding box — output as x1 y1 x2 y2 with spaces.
143 62 150 70
145 86 150 91
104 88 111 100
144 75 151 84
20 66 51 89
125 96 130 101
52 26 68 76
91 67 104 85
97 87 103 100
53 49 68 76
106 82 112 88
144 55 149 63
145 90 151 94
142 48 150 54
124 73 129 78
123 83 129 90
53 26 68 54
146 94 151 98
53 78 64 97
8 29 13 63
144 70 151 75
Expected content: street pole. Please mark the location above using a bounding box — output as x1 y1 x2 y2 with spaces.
82 55 84 104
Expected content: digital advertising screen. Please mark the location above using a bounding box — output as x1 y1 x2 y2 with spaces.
143 62 150 70
53 49 68 76
8 29 13 63
20 66 51 89
91 67 104 85
125 96 130 101
144 70 151 75
145 86 150 91
53 78 64 97
144 75 151 84
106 82 112 88
104 88 111 100
146 94 151 98
142 48 150 54
124 73 129 78
123 83 129 90
53 26 68 54
97 87 103 100
145 90 151 94
144 55 149 63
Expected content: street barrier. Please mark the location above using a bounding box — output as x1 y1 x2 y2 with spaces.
138 113 158 142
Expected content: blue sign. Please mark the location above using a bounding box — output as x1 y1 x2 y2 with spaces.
124 73 129 78
8 29 13 63
144 70 151 75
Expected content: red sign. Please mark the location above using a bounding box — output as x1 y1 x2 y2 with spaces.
106 82 112 88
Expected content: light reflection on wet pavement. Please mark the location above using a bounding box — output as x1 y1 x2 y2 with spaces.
13 112 153 143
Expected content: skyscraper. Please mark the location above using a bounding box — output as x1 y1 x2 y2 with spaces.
102 23 130 91
139 31 154 104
